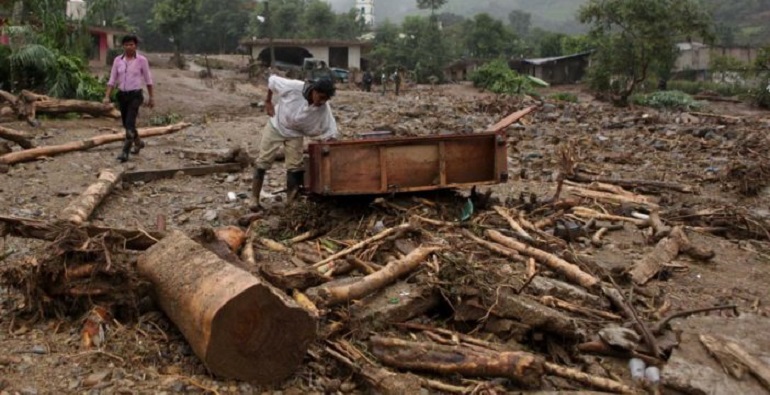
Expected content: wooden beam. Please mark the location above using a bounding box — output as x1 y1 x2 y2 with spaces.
122 163 243 183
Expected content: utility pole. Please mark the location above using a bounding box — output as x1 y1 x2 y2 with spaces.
265 0 275 67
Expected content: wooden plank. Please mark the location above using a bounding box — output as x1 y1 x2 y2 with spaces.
329 146 381 193
438 142 447 186
485 106 537 133
379 146 387 192
122 163 243 183
445 137 496 184
385 145 439 189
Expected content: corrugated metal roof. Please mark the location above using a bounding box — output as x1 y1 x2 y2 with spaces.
522 51 593 66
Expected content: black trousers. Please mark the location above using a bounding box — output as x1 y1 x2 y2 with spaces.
116 90 143 136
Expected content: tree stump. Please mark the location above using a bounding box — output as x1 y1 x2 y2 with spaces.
137 231 317 383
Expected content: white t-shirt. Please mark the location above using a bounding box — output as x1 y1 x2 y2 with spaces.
267 75 338 140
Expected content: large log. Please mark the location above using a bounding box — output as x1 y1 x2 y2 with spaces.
0 125 35 149
371 336 544 387
59 169 122 225
0 122 191 165
0 215 164 250
137 231 316 383
32 98 121 119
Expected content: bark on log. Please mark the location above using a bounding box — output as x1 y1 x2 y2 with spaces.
0 125 35 149
308 223 414 271
327 340 425 395
312 246 440 306
486 229 599 289
567 186 659 209
459 229 525 263
699 334 770 391
32 98 121 119
627 227 684 285
371 336 544 387
0 215 163 250
543 362 639 394
528 276 609 310
59 169 122 225
137 231 316 383
0 123 191 165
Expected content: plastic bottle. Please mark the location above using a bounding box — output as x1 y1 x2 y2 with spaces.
629 358 646 381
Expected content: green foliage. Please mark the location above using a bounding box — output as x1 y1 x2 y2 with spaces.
550 92 579 103
462 14 517 59
150 112 183 126
631 90 702 110
369 16 448 83
470 59 533 95
579 0 713 106
416 0 448 14
665 80 750 97
508 10 531 37
753 46 770 108
152 0 201 65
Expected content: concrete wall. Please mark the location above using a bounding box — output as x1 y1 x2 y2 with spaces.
251 44 363 69
348 46 361 70
675 46 757 72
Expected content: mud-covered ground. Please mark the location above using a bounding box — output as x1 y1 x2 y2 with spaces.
1 55 770 394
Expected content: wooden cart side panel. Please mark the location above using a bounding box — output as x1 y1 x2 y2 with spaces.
329 146 382 193
444 136 497 184
384 144 440 189
495 133 509 182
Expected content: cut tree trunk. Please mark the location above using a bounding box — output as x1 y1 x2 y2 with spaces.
0 215 164 250
59 169 122 225
371 336 545 387
1 90 121 126
486 229 599 289
122 163 242 183
0 125 35 149
700 334 770 391
137 231 316 383
0 123 191 165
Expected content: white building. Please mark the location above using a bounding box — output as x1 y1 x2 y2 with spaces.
356 0 374 27
66 0 87 21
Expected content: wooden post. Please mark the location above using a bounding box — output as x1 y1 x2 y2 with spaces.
137 231 317 383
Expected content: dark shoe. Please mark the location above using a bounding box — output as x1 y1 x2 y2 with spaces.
250 168 267 211
117 140 132 162
131 138 145 155
286 170 305 202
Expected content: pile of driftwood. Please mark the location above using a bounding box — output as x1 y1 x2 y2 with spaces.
2 103 770 393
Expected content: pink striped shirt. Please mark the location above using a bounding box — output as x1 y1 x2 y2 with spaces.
107 53 153 91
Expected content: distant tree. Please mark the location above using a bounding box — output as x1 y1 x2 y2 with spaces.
152 0 201 67
536 31 567 57
560 35 594 55
754 46 770 108
436 12 465 29
714 23 737 47
416 0 448 16
507 10 531 37
462 13 516 59
301 0 337 39
579 0 713 105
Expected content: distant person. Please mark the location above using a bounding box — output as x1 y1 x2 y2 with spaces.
381 72 387 96
103 34 155 163
251 76 338 210
362 70 373 92
393 69 402 96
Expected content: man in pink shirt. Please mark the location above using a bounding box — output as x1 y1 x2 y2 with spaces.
103 34 155 162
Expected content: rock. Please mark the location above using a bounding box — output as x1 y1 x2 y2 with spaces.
82 370 112 388
598 326 641 351
19 388 38 395
225 174 239 183
203 196 214 204
202 210 218 222
30 345 47 354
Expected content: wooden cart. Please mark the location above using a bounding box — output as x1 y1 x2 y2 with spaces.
304 132 508 196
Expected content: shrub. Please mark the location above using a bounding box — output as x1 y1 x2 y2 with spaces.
631 90 702 110
550 92 578 103
470 59 533 95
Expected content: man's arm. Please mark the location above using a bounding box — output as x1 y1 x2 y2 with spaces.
103 60 119 103
265 88 274 117
141 57 155 108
